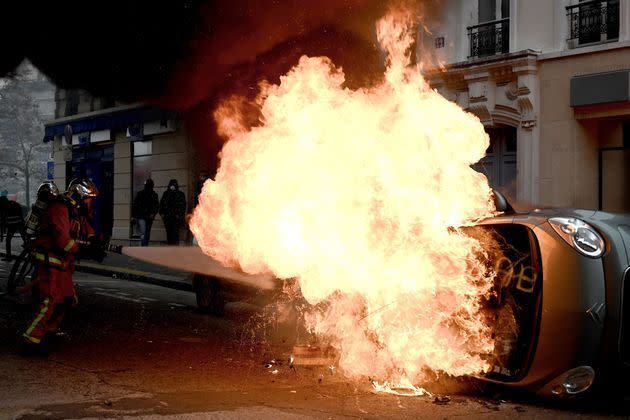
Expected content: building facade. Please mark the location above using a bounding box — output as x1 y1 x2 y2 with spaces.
44 91 197 245
424 0 630 212
42 0 630 244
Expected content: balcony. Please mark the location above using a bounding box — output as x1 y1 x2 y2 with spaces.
566 0 619 48
467 18 510 59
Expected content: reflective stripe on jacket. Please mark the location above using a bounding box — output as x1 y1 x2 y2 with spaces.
33 252 68 270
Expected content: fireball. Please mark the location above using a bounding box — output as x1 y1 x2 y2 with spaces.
191 7 496 384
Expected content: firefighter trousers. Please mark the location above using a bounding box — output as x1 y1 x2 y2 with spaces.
22 266 76 345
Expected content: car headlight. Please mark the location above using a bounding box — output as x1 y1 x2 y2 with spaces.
549 217 605 258
546 366 596 396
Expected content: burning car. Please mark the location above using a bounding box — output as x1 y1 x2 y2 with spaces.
466 192 630 398
179 191 630 399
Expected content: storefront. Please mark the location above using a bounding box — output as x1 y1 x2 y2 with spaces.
43 105 192 244
538 47 630 212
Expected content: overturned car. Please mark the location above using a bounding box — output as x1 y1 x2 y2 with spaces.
466 193 630 397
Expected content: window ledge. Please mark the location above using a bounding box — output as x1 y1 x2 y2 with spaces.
538 39 630 61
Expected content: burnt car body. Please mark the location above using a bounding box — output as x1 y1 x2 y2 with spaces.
471 200 630 397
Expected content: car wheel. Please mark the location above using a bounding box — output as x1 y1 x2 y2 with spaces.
192 275 224 316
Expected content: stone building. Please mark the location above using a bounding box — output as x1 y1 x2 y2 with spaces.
424 0 629 212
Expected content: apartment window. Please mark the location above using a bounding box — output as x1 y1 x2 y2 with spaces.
468 0 510 58
479 0 496 23
132 140 153 238
567 0 619 47
132 140 153 197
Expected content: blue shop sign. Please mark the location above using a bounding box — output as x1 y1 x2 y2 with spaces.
47 161 54 180
78 132 90 147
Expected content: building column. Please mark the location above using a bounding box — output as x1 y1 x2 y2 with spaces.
553 0 569 50
52 138 64 189
112 132 132 243
465 71 496 125
509 0 518 52
513 59 539 206
515 124 539 206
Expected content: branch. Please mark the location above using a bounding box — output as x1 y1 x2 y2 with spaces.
0 161 25 172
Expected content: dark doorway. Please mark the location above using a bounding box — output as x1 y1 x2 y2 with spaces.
67 144 115 238
473 125 517 202
599 121 630 212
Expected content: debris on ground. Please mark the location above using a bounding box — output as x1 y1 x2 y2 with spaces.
433 395 451 405
477 399 502 411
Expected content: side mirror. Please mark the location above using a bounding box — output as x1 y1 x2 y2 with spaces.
492 189 515 214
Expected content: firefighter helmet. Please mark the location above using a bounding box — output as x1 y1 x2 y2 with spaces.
66 178 99 204
37 181 60 202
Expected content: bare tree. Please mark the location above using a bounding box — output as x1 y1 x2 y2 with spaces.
0 78 48 207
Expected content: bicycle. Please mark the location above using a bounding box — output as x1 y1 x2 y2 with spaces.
3 239 122 296
5 246 37 296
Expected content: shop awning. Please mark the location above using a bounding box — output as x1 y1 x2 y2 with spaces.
571 70 630 107
43 106 177 143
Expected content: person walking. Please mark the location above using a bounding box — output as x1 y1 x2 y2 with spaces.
132 179 159 246
159 179 186 245
3 197 26 261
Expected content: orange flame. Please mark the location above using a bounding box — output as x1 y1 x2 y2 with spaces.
191 7 496 384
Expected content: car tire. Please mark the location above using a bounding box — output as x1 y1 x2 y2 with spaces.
192 274 224 316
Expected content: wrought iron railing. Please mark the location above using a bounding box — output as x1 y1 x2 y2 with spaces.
467 18 510 59
566 0 619 46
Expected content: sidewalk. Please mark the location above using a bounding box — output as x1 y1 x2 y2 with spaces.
77 251 193 292
0 237 193 292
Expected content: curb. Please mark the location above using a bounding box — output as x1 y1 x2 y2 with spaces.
0 250 193 293
75 262 193 292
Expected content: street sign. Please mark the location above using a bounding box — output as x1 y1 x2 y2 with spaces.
46 161 54 180
78 132 90 147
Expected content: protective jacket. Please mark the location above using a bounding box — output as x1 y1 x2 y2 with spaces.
159 179 186 226
5 200 24 229
31 201 80 270
133 184 159 220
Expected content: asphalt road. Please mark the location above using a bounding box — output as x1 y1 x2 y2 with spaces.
1 258 629 419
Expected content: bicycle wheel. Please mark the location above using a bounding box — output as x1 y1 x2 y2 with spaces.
7 248 35 294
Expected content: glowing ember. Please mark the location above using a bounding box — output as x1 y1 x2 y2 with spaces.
191 7 496 384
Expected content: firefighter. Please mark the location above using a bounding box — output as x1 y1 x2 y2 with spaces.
21 178 103 354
